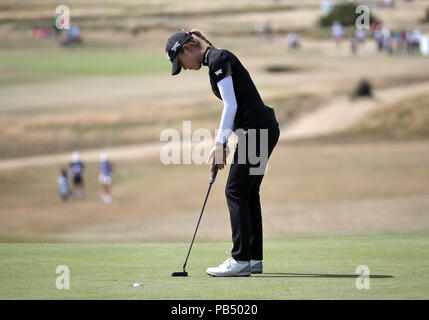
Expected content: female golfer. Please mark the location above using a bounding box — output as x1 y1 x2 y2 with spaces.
166 29 280 277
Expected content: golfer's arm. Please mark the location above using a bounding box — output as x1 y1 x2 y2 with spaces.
216 76 237 145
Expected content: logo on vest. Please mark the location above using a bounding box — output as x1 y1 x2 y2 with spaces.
215 69 223 76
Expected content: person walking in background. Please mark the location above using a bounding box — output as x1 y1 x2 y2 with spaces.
57 167 70 201
285 32 299 50
332 21 343 48
382 26 393 54
411 28 422 53
350 36 358 56
99 153 113 204
69 151 85 199
355 28 366 45
373 25 383 52
393 30 402 52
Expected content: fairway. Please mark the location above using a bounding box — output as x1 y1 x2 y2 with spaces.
0 49 170 87
1 235 428 300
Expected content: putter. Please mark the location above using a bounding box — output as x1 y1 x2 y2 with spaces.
172 164 219 277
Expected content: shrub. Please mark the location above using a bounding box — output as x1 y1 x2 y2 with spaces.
352 79 373 98
319 2 380 27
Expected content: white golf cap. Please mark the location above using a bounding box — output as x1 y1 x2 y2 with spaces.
100 153 108 162
72 151 80 162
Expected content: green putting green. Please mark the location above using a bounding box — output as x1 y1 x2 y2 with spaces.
0 235 428 299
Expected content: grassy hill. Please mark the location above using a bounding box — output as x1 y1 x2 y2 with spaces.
348 92 429 140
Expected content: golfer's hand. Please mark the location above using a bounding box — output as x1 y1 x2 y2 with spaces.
207 142 227 172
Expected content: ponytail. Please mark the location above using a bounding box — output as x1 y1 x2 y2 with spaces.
189 29 216 48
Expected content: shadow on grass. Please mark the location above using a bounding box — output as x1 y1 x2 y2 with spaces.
254 273 393 279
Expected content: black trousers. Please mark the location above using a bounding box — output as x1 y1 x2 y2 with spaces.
225 114 280 261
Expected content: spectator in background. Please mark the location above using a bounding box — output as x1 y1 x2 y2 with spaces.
255 22 273 42
286 32 299 49
69 151 85 199
57 167 70 201
31 27 48 39
411 28 422 52
371 24 424 56
351 36 358 56
371 21 380 32
62 25 83 47
255 23 265 41
99 153 113 204
382 26 393 54
264 21 273 42
373 26 383 52
355 28 366 44
393 30 402 52
383 0 395 8
401 30 408 52
332 21 344 47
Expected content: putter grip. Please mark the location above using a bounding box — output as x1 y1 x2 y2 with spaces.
209 164 219 184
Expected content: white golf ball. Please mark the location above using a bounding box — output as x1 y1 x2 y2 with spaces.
133 283 141 287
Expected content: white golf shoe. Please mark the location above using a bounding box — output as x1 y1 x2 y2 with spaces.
206 257 251 277
250 260 263 274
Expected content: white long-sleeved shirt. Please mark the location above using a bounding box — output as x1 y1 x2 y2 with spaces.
215 75 238 144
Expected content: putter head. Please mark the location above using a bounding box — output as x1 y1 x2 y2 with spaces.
172 271 188 277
